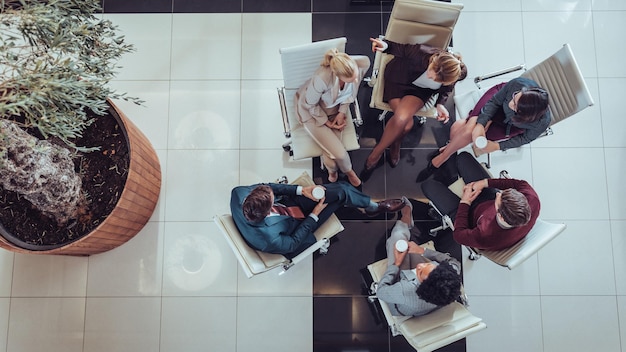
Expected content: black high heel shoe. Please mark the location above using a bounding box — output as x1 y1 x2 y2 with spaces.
415 161 437 183
359 155 384 183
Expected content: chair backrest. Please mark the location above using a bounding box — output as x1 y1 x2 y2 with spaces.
521 43 594 126
476 219 567 270
279 37 347 90
385 0 464 49
369 0 463 116
367 257 486 351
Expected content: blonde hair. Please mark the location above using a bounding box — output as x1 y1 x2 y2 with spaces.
428 51 467 85
321 49 357 79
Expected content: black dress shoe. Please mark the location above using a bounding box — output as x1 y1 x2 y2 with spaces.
415 161 437 183
365 198 406 217
388 141 401 168
359 156 384 183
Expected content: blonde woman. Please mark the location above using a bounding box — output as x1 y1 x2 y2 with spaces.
362 37 467 181
296 49 370 188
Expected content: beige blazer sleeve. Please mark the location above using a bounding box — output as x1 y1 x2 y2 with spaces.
295 55 371 126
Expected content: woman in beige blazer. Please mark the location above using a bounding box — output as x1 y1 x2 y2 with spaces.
296 49 370 188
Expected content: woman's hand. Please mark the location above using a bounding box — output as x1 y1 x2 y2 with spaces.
473 140 500 157
325 113 347 131
435 104 450 123
369 37 388 53
407 241 425 254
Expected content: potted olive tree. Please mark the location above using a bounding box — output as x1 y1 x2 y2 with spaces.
0 0 161 255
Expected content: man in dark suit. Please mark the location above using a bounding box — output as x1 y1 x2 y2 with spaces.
230 181 406 258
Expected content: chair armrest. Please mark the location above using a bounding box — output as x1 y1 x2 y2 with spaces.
277 87 291 138
473 64 525 86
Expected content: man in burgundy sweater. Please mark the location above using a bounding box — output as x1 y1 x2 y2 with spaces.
422 152 540 251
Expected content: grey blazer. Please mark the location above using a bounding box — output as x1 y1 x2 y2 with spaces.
376 248 461 317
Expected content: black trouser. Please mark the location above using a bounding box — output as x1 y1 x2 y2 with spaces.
421 152 497 220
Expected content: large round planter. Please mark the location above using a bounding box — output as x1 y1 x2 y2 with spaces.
0 99 161 256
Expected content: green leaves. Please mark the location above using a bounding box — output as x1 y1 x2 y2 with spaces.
0 0 140 150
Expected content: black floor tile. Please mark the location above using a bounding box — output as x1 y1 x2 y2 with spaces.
103 0 172 13
174 0 242 13
243 0 311 13
313 0 393 13
313 13 384 58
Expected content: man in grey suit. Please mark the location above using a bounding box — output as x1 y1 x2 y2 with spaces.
376 199 462 317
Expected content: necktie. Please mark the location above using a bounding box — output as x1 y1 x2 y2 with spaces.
271 203 305 219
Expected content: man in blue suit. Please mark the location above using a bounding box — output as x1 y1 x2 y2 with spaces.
230 181 406 258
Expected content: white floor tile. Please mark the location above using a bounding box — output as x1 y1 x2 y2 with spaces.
538 220 616 295
473 146 534 183
171 14 242 80
84 297 161 352
594 12 626 78
160 297 237 352
164 150 239 221
531 147 609 220
237 296 312 352
240 79 288 149
541 296 621 352
599 78 626 147
11 254 87 297
592 0 626 10
462 247 540 296
168 80 241 150
241 13 312 80
109 80 171 150
239 149 312 186
103 14 172 80
618 296 626 349
87 222 163 296
452 12 525 94
522 12 597 78
0 251 13 297
8 298 85 352
456 0 521 12
237 255 312 296
521 0 593 11
466 296 543 352
162 222 238 296
605 148 626 219
0 298 8 352
611 221 626 295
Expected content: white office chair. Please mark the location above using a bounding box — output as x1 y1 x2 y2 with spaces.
277 37 361 160
369 0 464 121
426 170 567 270
214 172 344 278
454 43 595 168
367 256 486 352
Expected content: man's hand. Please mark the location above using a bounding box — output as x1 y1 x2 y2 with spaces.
311 197 328 216
435 104 449 123
407 241 425 254
466 179 488 194
460 183 481 205
393 245 408 266
302 185 325 201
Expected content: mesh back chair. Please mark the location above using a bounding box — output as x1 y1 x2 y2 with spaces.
277 37 361 160
454 43 595 168
369 0 464 121
214 172 343 278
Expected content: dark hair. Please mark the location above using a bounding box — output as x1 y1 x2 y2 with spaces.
242 185 273 223
514 87 549 123
416 261 461 306
499 188 531 226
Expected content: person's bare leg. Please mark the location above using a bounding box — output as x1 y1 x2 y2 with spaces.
431 116 477 168
365 96 425 168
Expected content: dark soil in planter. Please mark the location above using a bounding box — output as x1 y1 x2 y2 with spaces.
0 109 129 249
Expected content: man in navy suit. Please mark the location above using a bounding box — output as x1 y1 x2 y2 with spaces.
230 181 406 258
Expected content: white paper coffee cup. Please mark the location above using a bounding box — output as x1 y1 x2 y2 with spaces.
474 136 488 149
312 186 325 200
395 239 408 252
